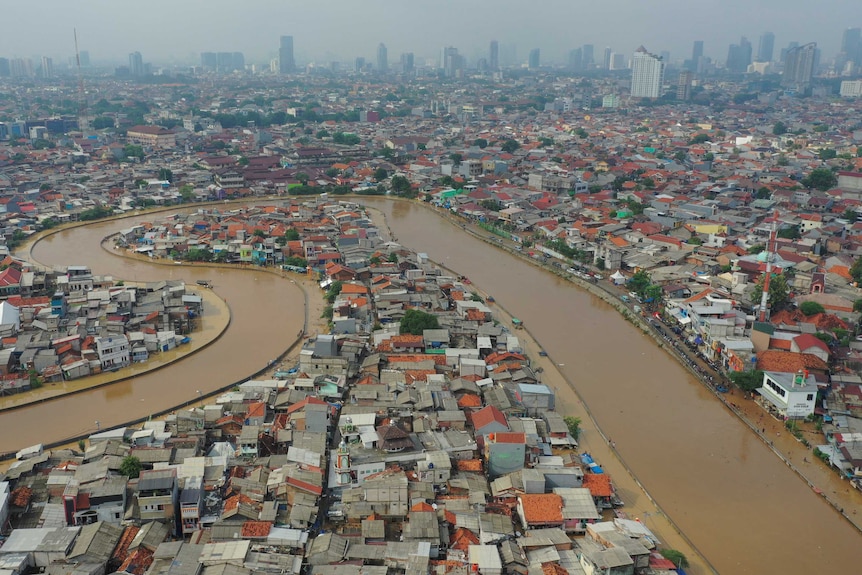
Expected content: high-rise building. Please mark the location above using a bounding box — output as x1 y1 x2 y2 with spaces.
201 52 217 69
677 70 693 100
630 46 664 99
0 58 9 77
602 47 612 70
726 37 752 73
377 43 388 72
442 46 463 78
354 57 366 73
489 40 499 70
757 32 775 62
528 48 540 69
692 41 704 63
840 27 861 66
40 56 53 79
780 41 799 63
79 50 90 67
610 53 626 70
128 51 144 76
279 35 295 73
400 52 414 74
782 42 818 91
568 48 583 71
582 44 595 69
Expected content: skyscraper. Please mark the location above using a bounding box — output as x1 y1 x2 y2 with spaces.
40 56 53 79
630 46 664 98
677 70 693 101
489 40 499 70
726 37 752 73
582 44 594 69
442 46 463 78
377 43 388 72
400 52 414 74
568 48 583 71
782 42 818 91
757 32 775 62
691 40 704 63
841 27 861 65
528 48 540 69
602 47 612 70
279 35 295 73
0 58 10 77
128 52 144 76
79 50 90 67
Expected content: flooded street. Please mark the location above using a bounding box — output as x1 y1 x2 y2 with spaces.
3 200 860 572
0 210 303 454
370 199 862 574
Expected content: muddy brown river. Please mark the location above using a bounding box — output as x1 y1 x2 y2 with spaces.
371 199 861 574
1 211 303 454
2 200 859 573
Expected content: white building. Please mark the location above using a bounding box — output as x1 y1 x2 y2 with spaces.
757 371 818 420
840 80 862 97
94 335 130 371
631 46 664 99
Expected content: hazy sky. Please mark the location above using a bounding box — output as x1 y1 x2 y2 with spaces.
3 0 861 66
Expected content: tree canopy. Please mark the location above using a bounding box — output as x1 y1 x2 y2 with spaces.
500 139 520 153
801 168 837 191
751 273 790 313
799 301 825 316
120 456 142 478
400 309 440 335
729 370 764 392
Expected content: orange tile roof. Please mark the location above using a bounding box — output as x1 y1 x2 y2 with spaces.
411 501 435 512
582 473 614 497
449 527 480 551
541 562 570 575
756 350 828 372
457 394 483 408
456 459 483 472
241 521 272 537
520 493 563 524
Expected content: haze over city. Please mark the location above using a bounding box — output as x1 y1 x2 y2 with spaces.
3 0 861 65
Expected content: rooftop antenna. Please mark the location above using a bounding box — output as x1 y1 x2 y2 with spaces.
758 210 779 322
74 28 89 136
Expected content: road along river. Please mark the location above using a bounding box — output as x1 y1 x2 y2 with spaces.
0 210 304 454
368 199 862 575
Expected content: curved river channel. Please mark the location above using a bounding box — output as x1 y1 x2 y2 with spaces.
2 200 860 573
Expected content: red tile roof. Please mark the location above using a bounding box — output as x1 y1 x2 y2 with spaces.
520 493 563 524
582 473 614 497
241 521 272 538
472 405 509 432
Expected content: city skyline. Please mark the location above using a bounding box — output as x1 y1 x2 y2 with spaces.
1 0 861 67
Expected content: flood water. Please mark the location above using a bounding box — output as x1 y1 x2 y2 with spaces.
4 201 860 573
0 210 303 454
370 199 862 574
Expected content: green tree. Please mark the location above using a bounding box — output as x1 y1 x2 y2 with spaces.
751 273 790 313
325 167 340 178
238 156 249 166
157 168 173 183
776 155 789 166
729 369 764 392
673 150 687 162
800 301 825 316
449 153 463 166
390 175 411 195
642 177 655 189
851 256 862 284
644 284 663 304
92 116 115 129
756 187 771 199
628 270 651 296
563 416 582 440
325 281 343 304
178 183 194 202
374 167 388 182
660 549 689 569
801 168 837 191
120 456 142 479
703 152 715 162
748 244 765 254
474 138 488 148
777 225 800 240
854 299 862 313
399 308 440 335
295 172 309 185
689 133 709 144
123 144 144 159
500 139 520 153
818 148 837 161
772 121 787 135
284 228 300 241
388 252 399 263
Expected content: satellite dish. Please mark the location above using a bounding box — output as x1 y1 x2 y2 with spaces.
428 462 434 469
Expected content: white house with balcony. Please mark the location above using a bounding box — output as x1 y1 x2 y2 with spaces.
94 335 130 371
757 371 818 420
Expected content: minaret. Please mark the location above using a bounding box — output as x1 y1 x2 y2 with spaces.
335 438 351 486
